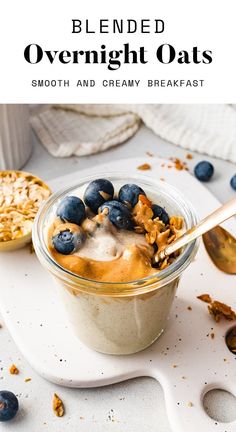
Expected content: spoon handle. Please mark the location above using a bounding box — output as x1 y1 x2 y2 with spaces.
156 197 236 262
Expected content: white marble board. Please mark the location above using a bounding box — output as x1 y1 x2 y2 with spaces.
0 157 236 432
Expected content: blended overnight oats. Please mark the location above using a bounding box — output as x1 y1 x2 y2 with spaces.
33 174 198 354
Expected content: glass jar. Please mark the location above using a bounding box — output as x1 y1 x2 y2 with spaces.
33 173 198 355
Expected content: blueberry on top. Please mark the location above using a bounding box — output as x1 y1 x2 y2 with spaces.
118 184 146 208
230 174 236 191
84 179 114 214
152 204 169 225
194 161 214 182
99 200 133 230
0 390 19 422
57 196 85 225
52 224 85 255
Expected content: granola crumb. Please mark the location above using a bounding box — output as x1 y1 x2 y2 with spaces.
146 151 154 157
53 393 65 417
208 301 236 323
139 194 152 207
197 294 212 304
198 294 236 322
9 364 19 375
24 377 31 382
160 177 165 181
132 196 183 269
186 153 193 160
182 376 186 379
80 416 84 420
210 333 215 339
223 358 227 362
187 306 192 311
169 157 188 171
137 163 151 171
172 364 178 368
187 401 193 407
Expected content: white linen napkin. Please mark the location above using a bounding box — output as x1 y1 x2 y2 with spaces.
31 104 236 162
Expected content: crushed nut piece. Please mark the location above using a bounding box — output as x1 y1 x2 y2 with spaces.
9 364 19 375
208 301 236 323
169 216 183 230
137 163 151 171
24 377 31 382
132 197 183 268
139 194 152 208
53 393 64 417
186 153 193 160
170 157 189 171
197 294 212 304
198 294 236 322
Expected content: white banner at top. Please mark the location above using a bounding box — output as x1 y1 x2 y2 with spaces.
0 0 235 103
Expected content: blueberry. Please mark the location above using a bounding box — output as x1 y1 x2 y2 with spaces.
99 200 133 230
230 174 236 190
52 225 85 255
84 179 114 214
0 391 19 422
194 161 214 182
57 196 85 225
152 204 169 225
118 184 146 207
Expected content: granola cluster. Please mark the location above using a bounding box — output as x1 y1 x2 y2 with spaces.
197 294 236 322
53 393 64 417
0 171 50 242
132 195 183 269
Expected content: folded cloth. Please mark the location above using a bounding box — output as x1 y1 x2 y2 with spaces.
30 105 140 157
31 104 236 163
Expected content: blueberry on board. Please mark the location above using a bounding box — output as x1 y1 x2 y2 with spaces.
152 204 169 225
118 184 146 207
194 161 214 182
0 391 19 422
57 196 85 225
52 227 85 255
230 174 236 190
99 200 133 230
84 179 114 214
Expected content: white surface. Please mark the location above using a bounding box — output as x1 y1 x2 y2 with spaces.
1 156 236 431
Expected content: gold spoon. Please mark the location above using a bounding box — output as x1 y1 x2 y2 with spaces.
202 226 236 274
155 197 236 274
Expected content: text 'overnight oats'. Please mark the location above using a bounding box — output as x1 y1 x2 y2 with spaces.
48 179 184 282
33 174 197 354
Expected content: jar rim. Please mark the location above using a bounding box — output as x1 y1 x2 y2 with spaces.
33 171 199 296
